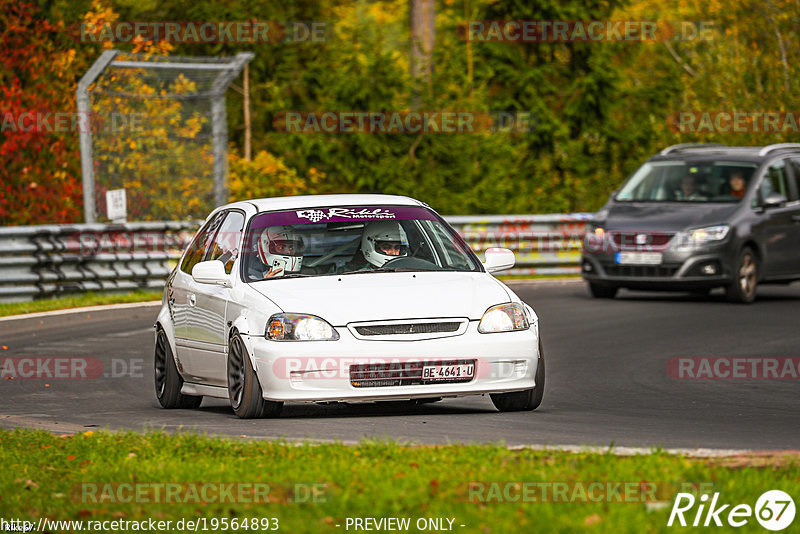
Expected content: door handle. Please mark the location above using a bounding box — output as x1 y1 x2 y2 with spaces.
188 294 196 307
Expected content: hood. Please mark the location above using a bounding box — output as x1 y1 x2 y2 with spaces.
250 272 510 325
601 202 740 233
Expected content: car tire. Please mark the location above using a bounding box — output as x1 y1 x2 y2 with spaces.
227 333 283 419
588 283 618 299
725 247 758 303
154 328 203 409
491 338 545 412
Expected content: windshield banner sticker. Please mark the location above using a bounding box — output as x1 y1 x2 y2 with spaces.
250 206 436 228
296 208 396 222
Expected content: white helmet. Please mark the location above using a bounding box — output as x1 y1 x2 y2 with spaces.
362 221 409 268
257 226 305 275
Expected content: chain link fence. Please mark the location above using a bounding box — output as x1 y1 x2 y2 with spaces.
77 51 252 223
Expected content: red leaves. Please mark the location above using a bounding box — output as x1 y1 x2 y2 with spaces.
1 0 82 225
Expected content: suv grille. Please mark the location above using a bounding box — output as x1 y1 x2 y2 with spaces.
611 232 674 250
354 322 461 336
350 359 476 388
604 265 680 277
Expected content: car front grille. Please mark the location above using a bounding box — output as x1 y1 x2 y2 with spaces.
350 359 476 388
354 322 462 336
603 265 680 278
611 232 675 250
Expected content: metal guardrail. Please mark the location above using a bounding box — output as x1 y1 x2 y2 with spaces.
0 222 198 302
449 213 593 276
0 214 592 302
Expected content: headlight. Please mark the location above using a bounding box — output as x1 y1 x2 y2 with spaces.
478 303 530 333
672 225 729 250
266 313 339 341
583 225 606 252
589 226 605 238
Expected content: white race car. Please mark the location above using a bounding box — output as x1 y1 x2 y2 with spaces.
155 194 544 418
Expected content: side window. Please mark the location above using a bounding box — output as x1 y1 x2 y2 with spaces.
179 212 226 274
206 211 245 274
759 160 789 202
788 159 800 201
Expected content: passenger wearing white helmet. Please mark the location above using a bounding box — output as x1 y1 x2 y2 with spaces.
256 226 305 278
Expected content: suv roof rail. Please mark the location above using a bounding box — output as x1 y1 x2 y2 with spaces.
757 143 800 156
660 143 726 155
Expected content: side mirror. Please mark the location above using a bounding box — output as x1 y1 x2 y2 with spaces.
763 192 787 209
483 248 515 273
192 260 232 287
609 190 619 201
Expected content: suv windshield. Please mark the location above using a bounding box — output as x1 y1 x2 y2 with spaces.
242 205 480 281
616 161 758 203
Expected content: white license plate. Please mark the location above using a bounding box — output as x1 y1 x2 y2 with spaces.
615 252 663 265
422 364 474 381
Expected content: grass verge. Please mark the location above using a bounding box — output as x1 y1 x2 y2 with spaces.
0 429 796 533
0 291 162 318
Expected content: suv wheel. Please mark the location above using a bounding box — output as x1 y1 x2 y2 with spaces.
726 247 758 303
588 283 618 299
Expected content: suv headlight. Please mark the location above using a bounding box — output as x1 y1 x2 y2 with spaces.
266 313 339 341
478 303 530 333
583 225 606 251
672 225 730 250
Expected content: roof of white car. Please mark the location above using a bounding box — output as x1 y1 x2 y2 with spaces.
224 194 426 213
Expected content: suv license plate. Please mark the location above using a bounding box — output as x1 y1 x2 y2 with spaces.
615 252 663 265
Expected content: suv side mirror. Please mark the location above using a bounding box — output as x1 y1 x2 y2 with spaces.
609 190 619 201
763 192 787 209
192 260 232 287
483 248 515 273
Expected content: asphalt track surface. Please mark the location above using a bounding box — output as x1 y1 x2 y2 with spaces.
2 281 799 450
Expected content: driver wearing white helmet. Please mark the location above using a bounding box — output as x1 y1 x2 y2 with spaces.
255 226 305 278
343 220 409 272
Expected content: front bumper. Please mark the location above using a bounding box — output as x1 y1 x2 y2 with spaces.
246 322 540 402
581 244 734 289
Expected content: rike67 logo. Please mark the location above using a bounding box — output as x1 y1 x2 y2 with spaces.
668 490 795 530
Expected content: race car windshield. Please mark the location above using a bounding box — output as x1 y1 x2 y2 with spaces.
242 206 480 281
615 161 758 203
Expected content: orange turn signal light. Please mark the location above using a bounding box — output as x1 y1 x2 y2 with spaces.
268 319 285 340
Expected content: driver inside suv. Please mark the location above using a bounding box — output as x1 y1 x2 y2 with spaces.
675 174 708 201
